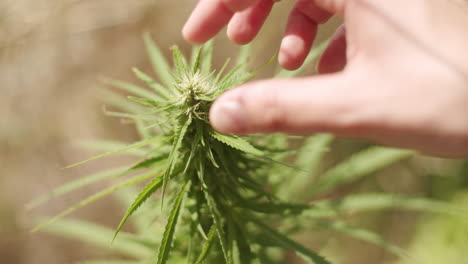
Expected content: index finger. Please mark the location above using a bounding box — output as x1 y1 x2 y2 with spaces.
183 0 260 44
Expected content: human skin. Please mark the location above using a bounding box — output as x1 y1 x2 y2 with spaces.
182 0 468 157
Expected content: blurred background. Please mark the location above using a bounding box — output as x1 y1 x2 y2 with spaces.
0 1 467 264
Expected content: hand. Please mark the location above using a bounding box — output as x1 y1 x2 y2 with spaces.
183 0 468 157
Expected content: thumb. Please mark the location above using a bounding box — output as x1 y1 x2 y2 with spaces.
209 72 375 136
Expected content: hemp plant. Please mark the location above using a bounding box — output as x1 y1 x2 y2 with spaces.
30 33 468 264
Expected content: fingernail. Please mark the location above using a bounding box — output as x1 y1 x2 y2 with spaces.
210 99 247 134
279 35 304 70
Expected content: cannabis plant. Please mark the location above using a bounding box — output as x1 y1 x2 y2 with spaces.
30 33 468 264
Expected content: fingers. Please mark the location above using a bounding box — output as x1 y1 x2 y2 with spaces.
279 9 318 70
183 0 234 44
227 0 274 44
278 0 333 70
209 72 377 136
221 0 260 11
183 0 262 44
317 24 347 74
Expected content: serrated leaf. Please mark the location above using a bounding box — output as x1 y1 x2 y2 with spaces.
128 154 167 171
201 40 213 75
39 218 154 259
78 261 146 264
320 220 415 262
211 132 264 156
171 45 189 77
191 46 203 73
162 116 192 201
113 175 164 242
143 32 174 87
98 89 146 115
304 147 414 197
252 219 331 264
33 170 159 232
203 189 231 264
101 76 162 101
194 225 216 264
78 140 148 157
27 166 128 210
128 96 163 108
132 68 170 99
304 193 468 218
157 181 188 264
284 134 334 200
65 137 167 168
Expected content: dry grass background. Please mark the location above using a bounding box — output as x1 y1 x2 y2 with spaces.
0 1 462 264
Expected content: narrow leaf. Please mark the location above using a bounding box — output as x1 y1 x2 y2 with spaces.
27 167 128 210
304 147 414 197
320 220 416 262
252 219 331 264
132 68 170 99
78 140 147 157
211 132 264 156
284 134 334 200
113 175 164 242
171 45 189 77
65 137 167 168
39 218 153 259
101 77 162 101
143 32 174 87
157 182 188 264
191 46 203 73
33 170 158 232
194 225 216 264
162 116 192 200
201 40 213 75
304 193 468 218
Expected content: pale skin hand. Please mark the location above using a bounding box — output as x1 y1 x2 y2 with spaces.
182 0 468 157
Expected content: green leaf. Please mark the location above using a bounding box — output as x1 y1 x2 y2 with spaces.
304 193 468 218
78 140 148 157
113 175 164 242
128 154 168 171
201 40 213 75
157 181 188 264
203 189 231 264
128 96 163 108
65 137 167 168
132 68 170 99
171 45 189 77
162 116 192 200
211 132 264 156
26 167 128 210
32 170 159 232
283 134 334 200
252 219 331 264
143 32 174 87
98 89 146 115
39 218 154 259
101 76 162 101
78 261 146 264
304 147 414 197
191 46 203 73
320 220 414 262
194 225 216 264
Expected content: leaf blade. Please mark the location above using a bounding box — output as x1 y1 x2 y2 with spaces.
156 181 189 264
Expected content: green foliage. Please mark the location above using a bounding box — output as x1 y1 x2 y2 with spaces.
157 182 188 264
31 35 467 264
